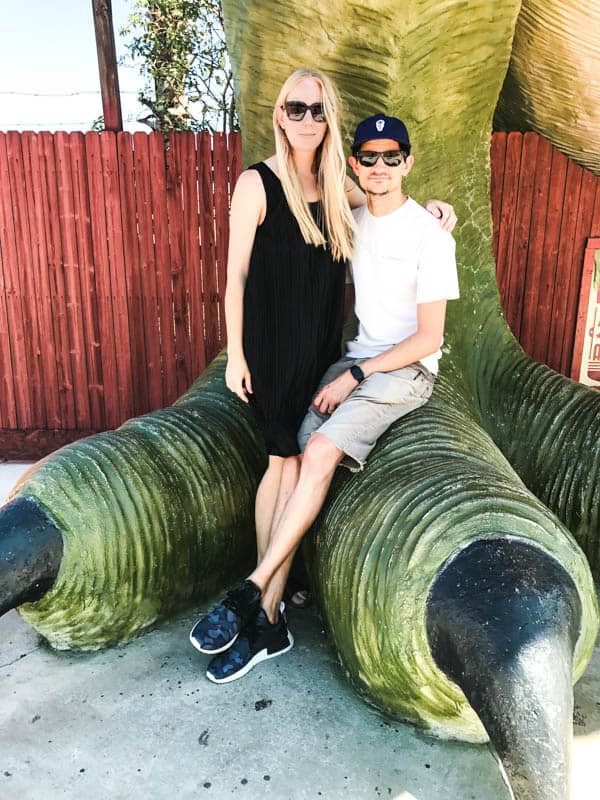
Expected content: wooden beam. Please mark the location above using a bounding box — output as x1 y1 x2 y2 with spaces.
92 0 123 132
0 429 103 460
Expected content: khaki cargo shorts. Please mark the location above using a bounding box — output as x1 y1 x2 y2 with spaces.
297 356 435 472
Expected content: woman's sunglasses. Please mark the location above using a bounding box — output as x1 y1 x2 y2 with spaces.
283 101 326 123
354 151 406 167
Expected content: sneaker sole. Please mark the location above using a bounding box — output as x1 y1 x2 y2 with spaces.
189 629 239 655
205 632 294 685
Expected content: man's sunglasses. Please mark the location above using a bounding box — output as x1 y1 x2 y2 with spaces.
354 150 406 167
283 101 326 123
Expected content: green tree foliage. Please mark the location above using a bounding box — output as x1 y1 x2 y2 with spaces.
121 0 238 133
90 114 105 132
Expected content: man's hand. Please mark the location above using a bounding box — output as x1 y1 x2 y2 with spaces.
424 199 457 233
225 353 253 403
313 370 358 415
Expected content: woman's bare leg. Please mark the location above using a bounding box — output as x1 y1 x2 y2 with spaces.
254 456 285 565
259 456 302 621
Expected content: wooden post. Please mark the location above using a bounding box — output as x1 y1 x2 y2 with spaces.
92 0 123 132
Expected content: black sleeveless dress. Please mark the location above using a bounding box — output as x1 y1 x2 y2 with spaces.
242 162 346 457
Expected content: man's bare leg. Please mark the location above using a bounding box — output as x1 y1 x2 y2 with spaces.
250 433 344 597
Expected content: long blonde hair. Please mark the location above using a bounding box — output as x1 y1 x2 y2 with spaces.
273 68 354 263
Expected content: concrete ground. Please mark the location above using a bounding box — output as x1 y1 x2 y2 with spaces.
1 462 599 800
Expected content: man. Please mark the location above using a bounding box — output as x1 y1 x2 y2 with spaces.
191 113 459 683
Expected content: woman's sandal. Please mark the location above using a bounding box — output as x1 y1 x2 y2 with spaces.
285 551 313 609
284 578 313 609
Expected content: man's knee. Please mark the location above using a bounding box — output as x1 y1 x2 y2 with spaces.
302 433 343 481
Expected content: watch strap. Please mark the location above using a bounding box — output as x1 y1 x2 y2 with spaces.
350 364 365 383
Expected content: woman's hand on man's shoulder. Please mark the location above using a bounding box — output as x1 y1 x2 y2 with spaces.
423 199 457 232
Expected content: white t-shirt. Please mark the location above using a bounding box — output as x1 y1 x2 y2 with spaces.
345 198 459 374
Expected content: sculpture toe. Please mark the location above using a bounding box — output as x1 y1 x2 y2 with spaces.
0 496 63 617
427 538 581 800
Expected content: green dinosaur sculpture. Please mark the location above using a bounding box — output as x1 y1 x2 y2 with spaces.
2 1 600 797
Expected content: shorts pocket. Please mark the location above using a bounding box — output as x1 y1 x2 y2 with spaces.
353 368 422 404
410 369 435 400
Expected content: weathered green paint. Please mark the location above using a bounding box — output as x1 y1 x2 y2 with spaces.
496 0 600 175
221 0 600 740
17 356 265 650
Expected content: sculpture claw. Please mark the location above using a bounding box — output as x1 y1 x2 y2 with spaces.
0 496 62 617
427 539 581 800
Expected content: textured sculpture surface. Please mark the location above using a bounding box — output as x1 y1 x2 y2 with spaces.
2 2 600 797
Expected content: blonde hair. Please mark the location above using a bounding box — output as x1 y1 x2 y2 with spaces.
273 68 354 263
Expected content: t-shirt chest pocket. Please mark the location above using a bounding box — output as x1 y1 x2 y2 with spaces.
377 249 417 296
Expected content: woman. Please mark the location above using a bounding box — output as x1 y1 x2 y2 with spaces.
190 68 455 683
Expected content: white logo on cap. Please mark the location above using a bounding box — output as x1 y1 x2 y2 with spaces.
376 119 385 132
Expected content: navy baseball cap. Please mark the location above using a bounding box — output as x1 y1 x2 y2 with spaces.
351 113 411 154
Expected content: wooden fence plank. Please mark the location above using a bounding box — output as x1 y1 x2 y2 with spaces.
101 132 135 423
507 132 538 338
496 132 522 307
55 132 92 428
21 133 62 430
181 132 206 382
548 159 583 372
0 134 18 429
228 130 243 199
8 131 49 429
592 181 600 236
133 132 163 411
533 145 568 365
0 233 17 428
213 132 229 350
19 133 51 430
118 132 149 417
166 134 192 396
40 132 77 429
490 132 506 262
519 135 553 360
85 131 121 429
2 133 37 429
7 131 48 429
198 133 220 364
149 132 178 406
69 132 105 429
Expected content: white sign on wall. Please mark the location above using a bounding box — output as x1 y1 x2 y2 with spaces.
572 238 600 387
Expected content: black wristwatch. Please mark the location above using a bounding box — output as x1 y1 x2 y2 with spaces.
350 364 365 384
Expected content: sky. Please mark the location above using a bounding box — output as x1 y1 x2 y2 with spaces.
0 0 147 132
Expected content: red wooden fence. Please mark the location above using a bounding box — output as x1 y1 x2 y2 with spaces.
491 131 600 375
1 129 599 458
0 130 241 457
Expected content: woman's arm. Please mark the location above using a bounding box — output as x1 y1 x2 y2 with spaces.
224 170 265 403
345 174 366 209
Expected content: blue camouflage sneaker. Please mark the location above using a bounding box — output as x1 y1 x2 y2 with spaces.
189 579 261 655
206 604 294 684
